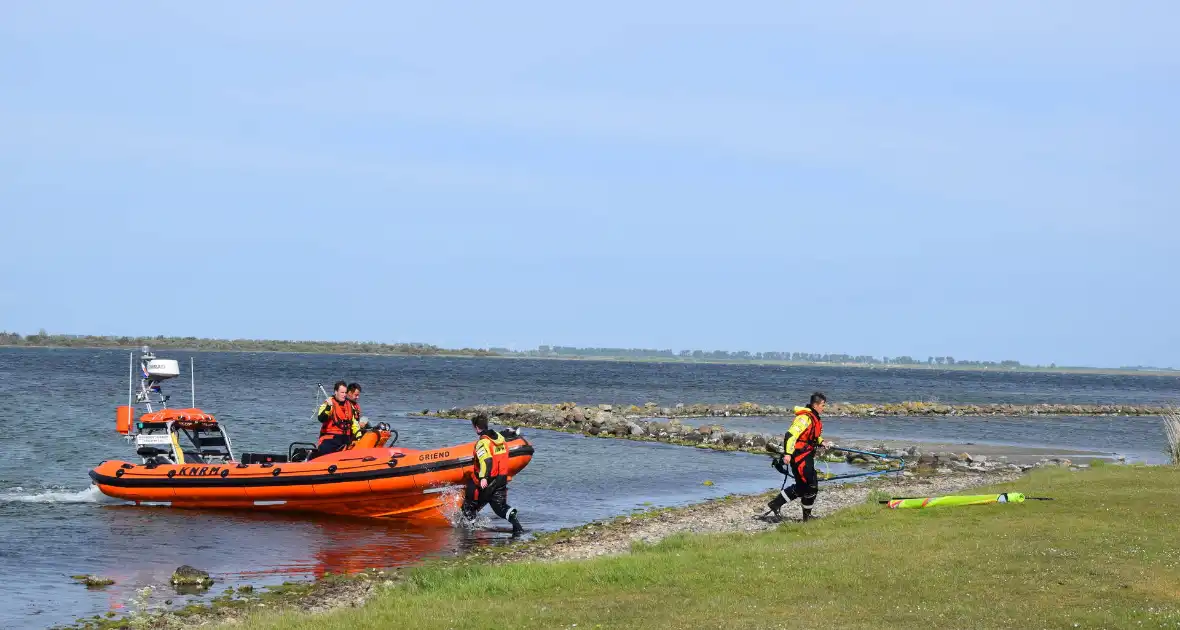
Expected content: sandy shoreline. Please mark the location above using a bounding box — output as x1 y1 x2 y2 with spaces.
60 413 1127 630
67 404 1140 629
86 468 1028 630
470 470 1024 566
62 435 1112 628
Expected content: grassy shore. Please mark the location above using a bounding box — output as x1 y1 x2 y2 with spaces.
219 464 1180 630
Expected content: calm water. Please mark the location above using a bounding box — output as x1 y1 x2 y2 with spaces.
1 348 1177 629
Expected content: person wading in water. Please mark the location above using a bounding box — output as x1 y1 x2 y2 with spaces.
462 413 524 536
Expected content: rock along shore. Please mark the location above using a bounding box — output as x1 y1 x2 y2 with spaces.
428 400 1164 421
422 403 1126 474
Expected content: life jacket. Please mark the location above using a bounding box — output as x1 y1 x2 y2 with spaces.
349 399 363 439
318 398 354 440
470 430 509 481
785 406 823 461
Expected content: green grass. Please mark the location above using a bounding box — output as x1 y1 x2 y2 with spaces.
223 466 1180 630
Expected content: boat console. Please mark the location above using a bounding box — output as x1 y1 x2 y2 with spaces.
113 347 238 467
115 346 401 467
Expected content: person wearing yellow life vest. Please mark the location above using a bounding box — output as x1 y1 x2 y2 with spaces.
461 412 524 535
346 382 367 438
765 392 835 522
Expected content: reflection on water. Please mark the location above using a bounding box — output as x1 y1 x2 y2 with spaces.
32 498 518 625
97 503 468 580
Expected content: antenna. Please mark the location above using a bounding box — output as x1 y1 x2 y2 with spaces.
190 357 196 408
127 351 134 436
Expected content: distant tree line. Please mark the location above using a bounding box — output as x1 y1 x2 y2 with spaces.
0 331 497 357
4 332 1094 370
523 345 1026 367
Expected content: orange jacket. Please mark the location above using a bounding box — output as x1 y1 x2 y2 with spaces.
317 398 355 440
471 429 509 481
784 406 824 460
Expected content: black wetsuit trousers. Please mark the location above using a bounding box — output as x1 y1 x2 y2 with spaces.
462 475 514 521
769 451 818 513
785 453 818 508
316 435 350 456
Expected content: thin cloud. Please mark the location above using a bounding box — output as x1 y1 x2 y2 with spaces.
2 2 1174 72
0 108 552 195
234 78 1165 231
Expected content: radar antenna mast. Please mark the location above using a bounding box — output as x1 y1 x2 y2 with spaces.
134 346 180 413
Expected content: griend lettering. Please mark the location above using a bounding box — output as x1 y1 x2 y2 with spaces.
417 450 451 462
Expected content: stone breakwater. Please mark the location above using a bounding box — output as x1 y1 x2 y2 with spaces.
423 403 1105 474
427 400 1163 421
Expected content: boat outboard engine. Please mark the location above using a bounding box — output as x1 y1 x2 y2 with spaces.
375 422 398 445
346 421 399 449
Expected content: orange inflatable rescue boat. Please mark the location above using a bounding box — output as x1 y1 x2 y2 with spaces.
89 347 533 523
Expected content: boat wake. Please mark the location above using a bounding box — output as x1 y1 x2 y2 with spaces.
0 484 121 504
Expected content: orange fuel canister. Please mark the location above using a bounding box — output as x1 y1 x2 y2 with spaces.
116 406 134 434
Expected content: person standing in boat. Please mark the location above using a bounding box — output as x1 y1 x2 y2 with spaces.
764 391 834 522
316 381 356 455
462 412 524 535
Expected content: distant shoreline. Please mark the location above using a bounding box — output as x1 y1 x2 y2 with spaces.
1 336 1177 378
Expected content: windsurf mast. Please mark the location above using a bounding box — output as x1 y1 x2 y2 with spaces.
881 493 1054 509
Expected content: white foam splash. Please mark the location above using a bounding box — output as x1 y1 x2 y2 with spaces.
436 485 490 530
0 484 116 504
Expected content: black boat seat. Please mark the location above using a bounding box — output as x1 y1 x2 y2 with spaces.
195 435 227 448
240 452 289 464
288 442 319 462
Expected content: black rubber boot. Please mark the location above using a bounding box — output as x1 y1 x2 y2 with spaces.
766 493 788 516
758 493 789 522
508 510 524 536
802 508 813 522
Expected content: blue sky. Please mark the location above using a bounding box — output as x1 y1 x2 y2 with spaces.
1 2 1176 367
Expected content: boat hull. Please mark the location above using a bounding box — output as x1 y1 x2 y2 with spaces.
89 438 533 522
